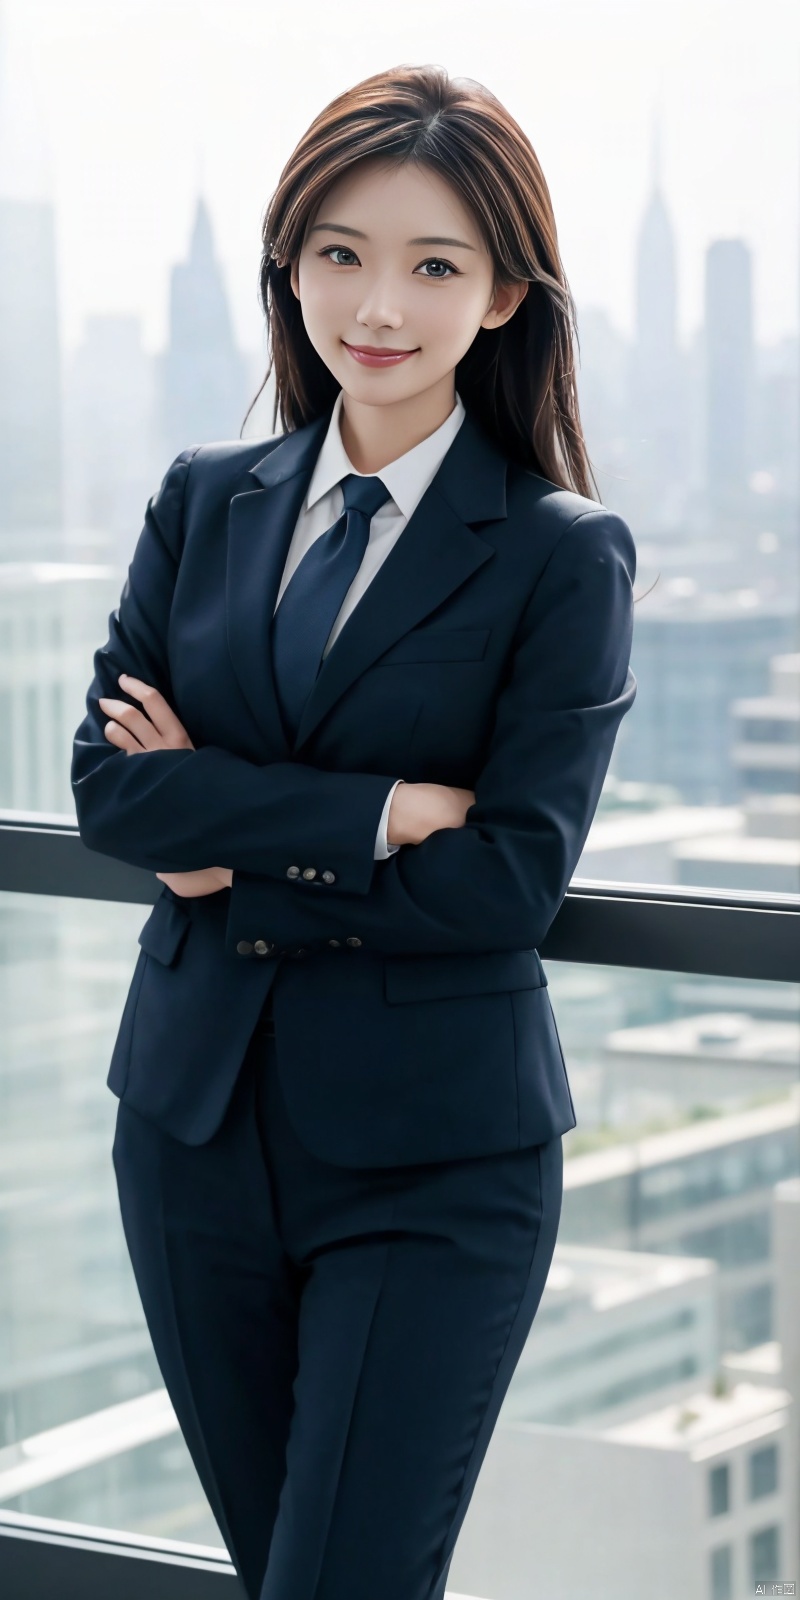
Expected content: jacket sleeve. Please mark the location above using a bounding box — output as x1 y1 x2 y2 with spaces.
70 447 403 896
223 505 638 958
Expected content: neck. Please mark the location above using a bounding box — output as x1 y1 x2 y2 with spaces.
338 378 457 474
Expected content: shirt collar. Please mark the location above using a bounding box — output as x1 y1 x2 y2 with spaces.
304 387 467 521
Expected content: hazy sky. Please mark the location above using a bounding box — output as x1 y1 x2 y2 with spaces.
5 0 799 355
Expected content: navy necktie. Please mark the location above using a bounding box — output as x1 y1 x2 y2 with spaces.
270 471 393 744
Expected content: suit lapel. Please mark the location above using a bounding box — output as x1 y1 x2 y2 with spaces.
226 413 329 755
226 401 508 756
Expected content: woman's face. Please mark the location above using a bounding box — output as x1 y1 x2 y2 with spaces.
289 158 526 410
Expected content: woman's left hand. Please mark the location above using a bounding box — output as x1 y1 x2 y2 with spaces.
156 866 233 897
98 674 233 898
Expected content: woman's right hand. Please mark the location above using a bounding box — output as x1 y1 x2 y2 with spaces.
387 782 476 847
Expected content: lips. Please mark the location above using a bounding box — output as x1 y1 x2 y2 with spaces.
343 341 419 368
347 344 415 355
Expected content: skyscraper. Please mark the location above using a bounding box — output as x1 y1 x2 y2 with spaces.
0 5 63 549
628 115 689 524
63 313 156 560
704 237 756 508
156 194 250 465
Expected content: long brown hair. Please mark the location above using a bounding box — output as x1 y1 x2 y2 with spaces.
242 62 599 499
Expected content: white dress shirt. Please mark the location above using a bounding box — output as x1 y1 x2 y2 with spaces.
272 387 467 858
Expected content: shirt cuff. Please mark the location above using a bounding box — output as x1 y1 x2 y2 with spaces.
374 778 405 859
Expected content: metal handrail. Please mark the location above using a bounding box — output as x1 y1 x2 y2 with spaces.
1 811 798 982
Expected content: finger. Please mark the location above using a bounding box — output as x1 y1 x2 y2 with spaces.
116 674 191 744
103 719 146 754
98 697 163 751
155 871 199 895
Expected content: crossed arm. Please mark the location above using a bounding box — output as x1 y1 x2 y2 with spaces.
75 447 637 958
95 673 475 896
73 447 476 907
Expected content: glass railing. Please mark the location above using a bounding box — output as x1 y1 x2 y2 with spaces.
451 959 799 1600
1 816 798 1600
0 888 223 1546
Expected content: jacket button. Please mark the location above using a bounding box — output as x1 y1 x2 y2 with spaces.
254 939 275 956
286 865 301 879
328 938 342 948
236 940 253 955
302 867 317 880
345 936 362 948
322 870 336 884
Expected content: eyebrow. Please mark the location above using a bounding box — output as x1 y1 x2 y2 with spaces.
307 222 477 251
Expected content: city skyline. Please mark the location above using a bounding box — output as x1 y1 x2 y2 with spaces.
3 0 799 357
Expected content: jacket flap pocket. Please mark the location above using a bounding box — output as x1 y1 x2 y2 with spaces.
137 895 191 967
377 628 490 665
384 948 547 1004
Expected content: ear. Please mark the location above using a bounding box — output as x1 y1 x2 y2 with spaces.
482 280 528 331
289 259 300 301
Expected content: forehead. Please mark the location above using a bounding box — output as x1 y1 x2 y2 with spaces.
307 160 481 240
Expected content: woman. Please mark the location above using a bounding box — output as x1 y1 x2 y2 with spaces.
72 63 638 1600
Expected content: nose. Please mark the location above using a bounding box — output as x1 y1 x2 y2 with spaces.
354 277 406 332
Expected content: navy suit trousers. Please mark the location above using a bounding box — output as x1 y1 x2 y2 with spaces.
111 1003 563 1600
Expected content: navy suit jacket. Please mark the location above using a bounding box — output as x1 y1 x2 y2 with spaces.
71 401 637 1167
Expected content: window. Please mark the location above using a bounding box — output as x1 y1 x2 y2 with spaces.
710 1543 733 1600
750 1524 780 1586
709 1462 731 1518
749 1442 779 1500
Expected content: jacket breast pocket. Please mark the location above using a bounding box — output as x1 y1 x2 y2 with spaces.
375 627 491 666
384 948 547 1003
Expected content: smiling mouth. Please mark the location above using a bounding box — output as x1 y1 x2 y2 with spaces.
345 343 418 355
342 341 420 365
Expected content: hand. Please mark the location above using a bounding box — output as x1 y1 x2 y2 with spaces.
156 867 233 898
387 782 476 847
99 675 232 897
98 673 196 754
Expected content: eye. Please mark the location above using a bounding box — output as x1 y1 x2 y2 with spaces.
318 245 359 267
316 246 459 279
416 259 458 279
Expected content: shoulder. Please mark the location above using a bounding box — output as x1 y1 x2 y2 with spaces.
152 436 285 521
182 435 283 486
507 463 637 580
